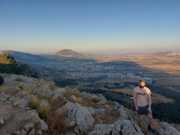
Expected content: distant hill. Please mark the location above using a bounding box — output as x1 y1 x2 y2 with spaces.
56 49 85 58
0 52 16 64
0 51 39 77
152 51 180 56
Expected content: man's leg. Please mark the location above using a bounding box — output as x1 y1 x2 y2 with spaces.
138 115 149 135
148 113 160 135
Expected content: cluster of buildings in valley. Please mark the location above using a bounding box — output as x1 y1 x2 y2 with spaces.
28 56 157 88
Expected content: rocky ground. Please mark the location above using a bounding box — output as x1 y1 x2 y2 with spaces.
0 73 180 135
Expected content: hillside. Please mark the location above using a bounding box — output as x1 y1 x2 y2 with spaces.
96 52 180 75
0 52 38 77
0 74 180 135
56 49 85 58
0 73 179 135
0 52 16 64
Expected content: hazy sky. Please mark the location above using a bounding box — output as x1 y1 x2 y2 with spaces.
0 0 180 53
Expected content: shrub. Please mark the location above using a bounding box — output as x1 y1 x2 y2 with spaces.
47 111 67 135
47 96 69 135
29 95 40 110
29 95 50 120
38 103 50 120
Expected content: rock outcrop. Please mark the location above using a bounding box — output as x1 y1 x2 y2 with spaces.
159 122 180 135
64 102 95 133
89 119 144 135
0 103 48 135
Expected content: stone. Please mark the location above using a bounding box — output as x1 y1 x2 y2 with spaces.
158 122 180 135
89 124 114 135
24 123 34 132
40 119 48 131
89 119 144 135
28 128 35 135
112 119 143 135
64 102 95 134
0 117 5 125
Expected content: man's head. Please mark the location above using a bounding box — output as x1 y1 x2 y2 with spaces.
139 80 146 88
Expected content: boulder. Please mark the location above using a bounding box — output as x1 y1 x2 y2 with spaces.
158 122 180 135
89 124 114 135
89 119 143 135
64 102 95 134
112 119 143 135
0 103 48 135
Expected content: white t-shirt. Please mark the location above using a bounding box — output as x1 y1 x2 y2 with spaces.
134 86 151 107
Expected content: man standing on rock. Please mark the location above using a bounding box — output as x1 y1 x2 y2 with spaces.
133 80 153 134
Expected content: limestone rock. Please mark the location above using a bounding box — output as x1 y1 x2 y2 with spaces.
89 119 143 135
0 103 48 135
158 122 180 135
64 102 95 134
112 119 143 135
89 124 114 135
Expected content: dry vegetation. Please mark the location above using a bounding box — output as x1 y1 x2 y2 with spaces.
64 90 120 124
0 53 16 64
97 54 180 75
94 108 120 124
47 97 68 135
29 95 50 120
30 95 70 135
64 90 101 107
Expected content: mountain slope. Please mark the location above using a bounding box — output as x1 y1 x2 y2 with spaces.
0 73 179 135
0 52 39 77
0 52 16 64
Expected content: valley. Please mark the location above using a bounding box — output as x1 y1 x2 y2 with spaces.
2 50 179 124
1 50 180 134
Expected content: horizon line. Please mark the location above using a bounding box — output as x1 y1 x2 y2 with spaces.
1 48 180 56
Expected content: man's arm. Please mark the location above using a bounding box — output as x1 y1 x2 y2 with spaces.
148 94 152 108
133 91 138 111
147 89 152 113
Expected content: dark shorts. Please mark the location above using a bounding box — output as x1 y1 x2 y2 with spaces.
137 105 149 115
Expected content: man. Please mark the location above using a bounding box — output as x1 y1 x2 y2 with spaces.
133 80 152 134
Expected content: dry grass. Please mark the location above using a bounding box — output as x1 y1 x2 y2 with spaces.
29 95 50 120
94 109 120 124
47 96 72 135
47 111 67 135
64 90 101 108
0 85 20 96
80 97 100 107
49 96 67 111
29 95 41 109
63 90 121 124
29 95 71 135
96 54 180 75
0 54 16 64
64 90 81 99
